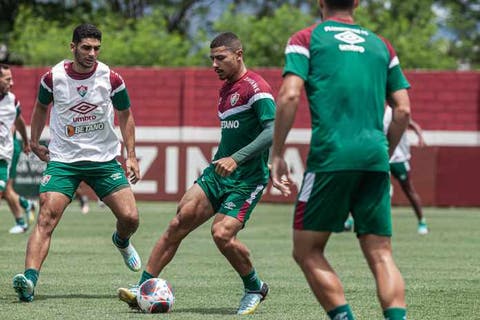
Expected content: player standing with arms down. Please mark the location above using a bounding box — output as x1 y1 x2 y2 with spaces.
12 24 142 302
0 64 33 233
271 1 411 319
118 32 275 315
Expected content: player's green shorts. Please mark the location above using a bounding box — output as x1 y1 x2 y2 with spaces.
9 138 22 179
39 159 130 200
0 159 10 192
390 161 410 182
293 171 392 236
196 165 266 225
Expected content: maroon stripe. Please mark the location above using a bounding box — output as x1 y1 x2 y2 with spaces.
237 202 250 223
294 201 306 229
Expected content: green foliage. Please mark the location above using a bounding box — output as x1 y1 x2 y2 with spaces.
355 0 456 69
213 4 316 67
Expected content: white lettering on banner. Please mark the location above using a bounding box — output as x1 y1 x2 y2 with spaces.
186 147 211 189
165 146 179 194
268 147 305 195
127 146 158 194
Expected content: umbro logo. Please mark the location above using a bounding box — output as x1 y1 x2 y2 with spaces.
334 31 365 45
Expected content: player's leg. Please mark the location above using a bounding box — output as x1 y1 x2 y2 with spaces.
359 235 406 317
117 183 214 309
210 185 268 315
102 187 141 271
75 182 90 214
13 191 70 302
293 172 357 319
4 179 28 233
391 162 428 234
354 171 406 319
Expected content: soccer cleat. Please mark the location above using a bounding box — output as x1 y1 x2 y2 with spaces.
9 224 28 234
27 200 36 225
118 285 140 310
13 274 34 302
115 242 142 272
237 282 269 315
81 203 90 215
343 216 354 232
417 222 429 235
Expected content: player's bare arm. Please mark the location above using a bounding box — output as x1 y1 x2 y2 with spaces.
15 114 31 154
409 119 426 147
117 108 140 184
271 73 304 196
387 89 411 156
30 100 50 162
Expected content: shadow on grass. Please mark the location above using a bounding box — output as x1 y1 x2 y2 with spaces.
172 307 235 315
8 294 115 302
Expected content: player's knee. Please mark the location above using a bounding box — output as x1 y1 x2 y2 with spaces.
211 226 234 250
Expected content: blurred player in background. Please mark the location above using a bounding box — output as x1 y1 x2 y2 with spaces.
12 23 142 302
271 0 410 319
345 107 429 235
118 32 275 315
75 181 90 214
0 64 35 234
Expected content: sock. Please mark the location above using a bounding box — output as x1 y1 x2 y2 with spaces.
79 195 88 207
327 304 355 320
19 196 29 210
419 218 426 224
241 269 262 291
112 232 130 249
138 270 155 285
24 268 39 286
383 307 407 320
15 217 26 226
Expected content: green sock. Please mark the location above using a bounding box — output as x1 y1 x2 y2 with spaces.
419 218 426 224
15 217 26 226
112 232 129 249
138 270 155 285
19 196 29 210
240 269 262 291
327 304 355 320
383 307 407 320
25 268 39 286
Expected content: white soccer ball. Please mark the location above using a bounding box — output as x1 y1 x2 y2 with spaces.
136 278 175 313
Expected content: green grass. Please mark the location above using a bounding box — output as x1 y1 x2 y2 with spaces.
1 202 479 319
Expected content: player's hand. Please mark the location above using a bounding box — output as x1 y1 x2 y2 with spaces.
22 141 31 155
212 157 238 177
126 157 141 184
271 156 293 197
418 136 427 148
31 142 49 162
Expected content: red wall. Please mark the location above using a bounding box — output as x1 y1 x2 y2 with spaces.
10 67 480 206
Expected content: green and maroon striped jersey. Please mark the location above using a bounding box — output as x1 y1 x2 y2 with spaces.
214 70 275 185
283 18 410 172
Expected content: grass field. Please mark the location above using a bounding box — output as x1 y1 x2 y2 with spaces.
1 202 479 319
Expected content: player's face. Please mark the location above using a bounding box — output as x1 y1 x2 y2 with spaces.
0 69 13 95
71 38 101 71
210 46 242 82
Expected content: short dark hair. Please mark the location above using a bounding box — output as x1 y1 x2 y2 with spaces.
210 32 242 51
72 24 102 44
0 63 10 77
324 0 355 10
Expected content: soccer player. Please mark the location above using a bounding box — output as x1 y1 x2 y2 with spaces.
271 1 411 319
344 107 429 235
0 64 34 234
12 24 142 302
118 32 275 315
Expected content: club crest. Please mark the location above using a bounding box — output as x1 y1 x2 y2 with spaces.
77 85 88 97
230 92 240 106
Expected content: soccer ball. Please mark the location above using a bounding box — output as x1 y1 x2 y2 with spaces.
136 278 175 313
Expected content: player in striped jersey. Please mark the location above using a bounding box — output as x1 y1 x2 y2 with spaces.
271 1 410 319
118 32 274 315
0 64 34 234
13 24 142 302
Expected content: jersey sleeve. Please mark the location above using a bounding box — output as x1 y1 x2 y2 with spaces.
282 25 316 80
381 38 410 93
110 70 131 110
250 80 276 123
38 70 53 105
14 97 21 118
